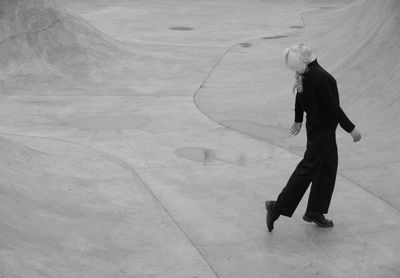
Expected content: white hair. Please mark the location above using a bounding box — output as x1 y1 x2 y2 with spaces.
284 43 317 73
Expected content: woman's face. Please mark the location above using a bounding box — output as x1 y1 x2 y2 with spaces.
295 63 307 74
287 51 307 73
286 43 312 74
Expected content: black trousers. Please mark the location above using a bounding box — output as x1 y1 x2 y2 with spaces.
276 123 338 217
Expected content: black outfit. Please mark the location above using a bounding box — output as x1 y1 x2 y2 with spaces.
275 60 355 217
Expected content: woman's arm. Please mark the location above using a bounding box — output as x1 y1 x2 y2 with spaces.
316 74 355 133
294 92 304 123
291 92 303 136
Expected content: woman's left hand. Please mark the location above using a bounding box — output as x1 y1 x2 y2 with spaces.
290 122 302 136
350 128 362 142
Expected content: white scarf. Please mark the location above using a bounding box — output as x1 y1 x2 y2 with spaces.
293 72 303 94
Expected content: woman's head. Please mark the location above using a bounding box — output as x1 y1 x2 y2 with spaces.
284 43 317 73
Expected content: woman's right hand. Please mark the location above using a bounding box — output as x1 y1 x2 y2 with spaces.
290 122 302 136
350 128 362 142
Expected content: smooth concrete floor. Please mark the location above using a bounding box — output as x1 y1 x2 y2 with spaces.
0 0 399 277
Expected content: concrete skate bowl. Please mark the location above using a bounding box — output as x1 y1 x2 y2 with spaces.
195 0 400 210
0 0 399 276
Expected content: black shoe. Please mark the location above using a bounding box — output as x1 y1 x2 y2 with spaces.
265 201 280 232
303 213 334 228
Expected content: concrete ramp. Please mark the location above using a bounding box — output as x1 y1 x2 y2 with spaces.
195 0 400 210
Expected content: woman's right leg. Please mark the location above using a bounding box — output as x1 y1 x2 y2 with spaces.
306 142 338 215
275 159 319 217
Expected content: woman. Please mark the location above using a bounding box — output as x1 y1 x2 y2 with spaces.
265 43 361 232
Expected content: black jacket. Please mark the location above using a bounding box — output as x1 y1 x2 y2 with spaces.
295 60 355 133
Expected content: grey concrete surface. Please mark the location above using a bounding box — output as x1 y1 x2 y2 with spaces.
0 0 399 277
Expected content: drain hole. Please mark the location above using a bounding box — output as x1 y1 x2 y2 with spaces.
169 26 194 31
239 42 252 48
262 35 288 39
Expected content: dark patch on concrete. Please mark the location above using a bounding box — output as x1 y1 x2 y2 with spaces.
320 6 336 9
175 147 216 163
239 42 252 48
290 25 304 29
169 26 194 31
262 35 288 40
